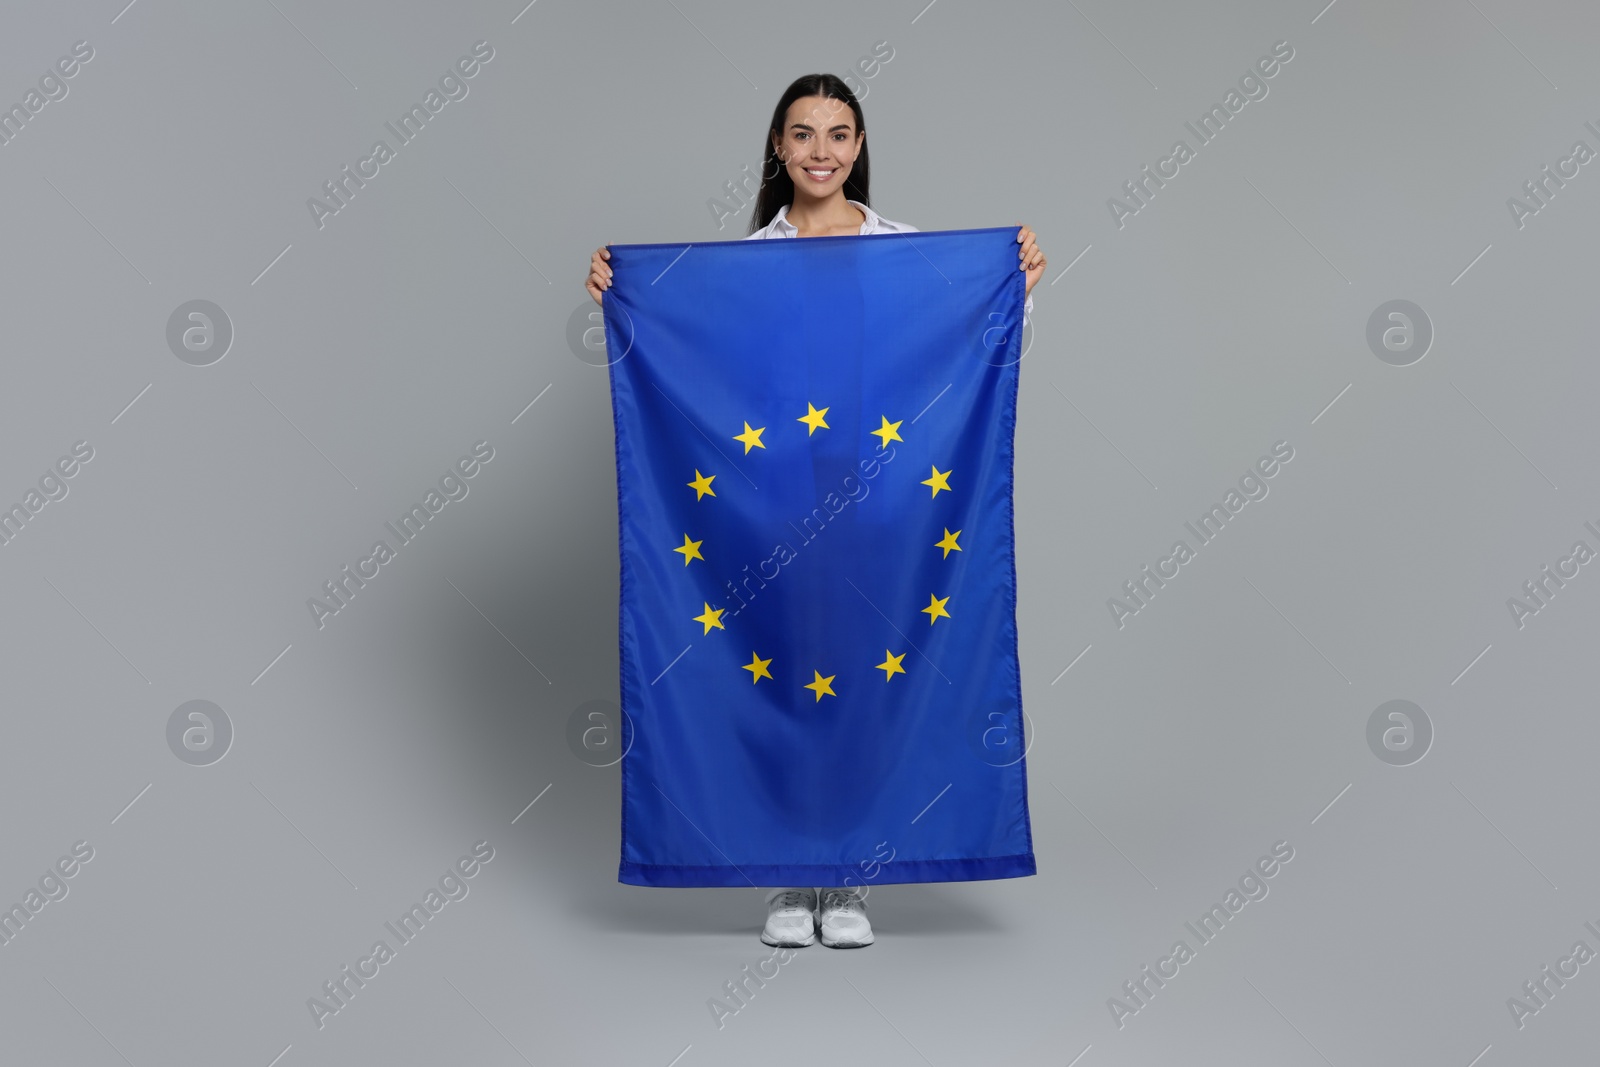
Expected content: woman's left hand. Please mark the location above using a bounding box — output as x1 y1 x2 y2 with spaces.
1016 223 1046 296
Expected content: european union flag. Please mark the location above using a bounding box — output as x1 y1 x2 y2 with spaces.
603 226 1035 888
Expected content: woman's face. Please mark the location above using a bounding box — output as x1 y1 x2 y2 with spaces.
771 94 863 201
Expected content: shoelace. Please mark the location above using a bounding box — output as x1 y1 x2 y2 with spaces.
819 888 865 913
774 890 810 909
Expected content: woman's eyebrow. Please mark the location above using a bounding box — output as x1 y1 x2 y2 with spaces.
789 122 854 133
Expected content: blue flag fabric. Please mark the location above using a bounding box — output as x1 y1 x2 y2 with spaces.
603 226 1035 888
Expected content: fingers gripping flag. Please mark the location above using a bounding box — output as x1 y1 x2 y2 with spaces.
603 227 1035 888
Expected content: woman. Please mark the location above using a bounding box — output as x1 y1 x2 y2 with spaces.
585 73 1046 948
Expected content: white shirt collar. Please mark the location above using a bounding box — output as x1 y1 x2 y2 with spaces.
765 199 883 237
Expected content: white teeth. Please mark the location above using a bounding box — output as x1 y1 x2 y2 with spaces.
806 169 834 177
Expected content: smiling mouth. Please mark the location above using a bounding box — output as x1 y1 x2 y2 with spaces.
802 167 836 182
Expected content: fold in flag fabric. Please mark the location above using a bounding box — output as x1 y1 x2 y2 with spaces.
603 226 1035 888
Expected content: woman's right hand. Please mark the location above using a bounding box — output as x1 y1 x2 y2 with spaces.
585 244 612 305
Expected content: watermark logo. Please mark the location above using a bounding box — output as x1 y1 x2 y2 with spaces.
706 943 802 1030
980 308 1032 367
1506 523 1598 629
166 700 233 766
1507 919 1600 1029
306 840 495 1030
706 446 896 623
1108 839 1295 1029
1365 699 1431 766
306 42 495 230
566 299 633 367
1108 40 1294 229
0 40 94 149
1108 440 1295 629
166 300 233 366
1507 122 1599 230
967 703 1035 767
307 441 495 630
0 841 95 950
840 839 897 902
0 440 95 550
1365 300 1432 366
565 699 633 767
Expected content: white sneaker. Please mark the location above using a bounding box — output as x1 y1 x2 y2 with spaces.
816 886 874 948
761 887 817 947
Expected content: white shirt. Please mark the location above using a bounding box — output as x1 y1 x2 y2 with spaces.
745 199 1033 316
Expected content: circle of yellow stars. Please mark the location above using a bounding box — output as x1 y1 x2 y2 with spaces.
666 402 970 702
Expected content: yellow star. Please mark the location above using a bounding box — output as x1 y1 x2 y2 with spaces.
733 422 767 454
804 670 837 702
674 534 704 565
922 465 952 497
688 469 716 500
693 602 725 634
875 650 907 681
871 416 903 447
935 528 962 559
742 652 773 683
921 593 951 625
797 403 830 435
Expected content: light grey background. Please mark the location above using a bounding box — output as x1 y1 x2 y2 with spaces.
1 0 1596 1064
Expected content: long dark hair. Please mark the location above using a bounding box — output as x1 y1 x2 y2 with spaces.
748 73 871 235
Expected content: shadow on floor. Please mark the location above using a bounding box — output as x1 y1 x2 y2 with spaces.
571 880 1011 937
